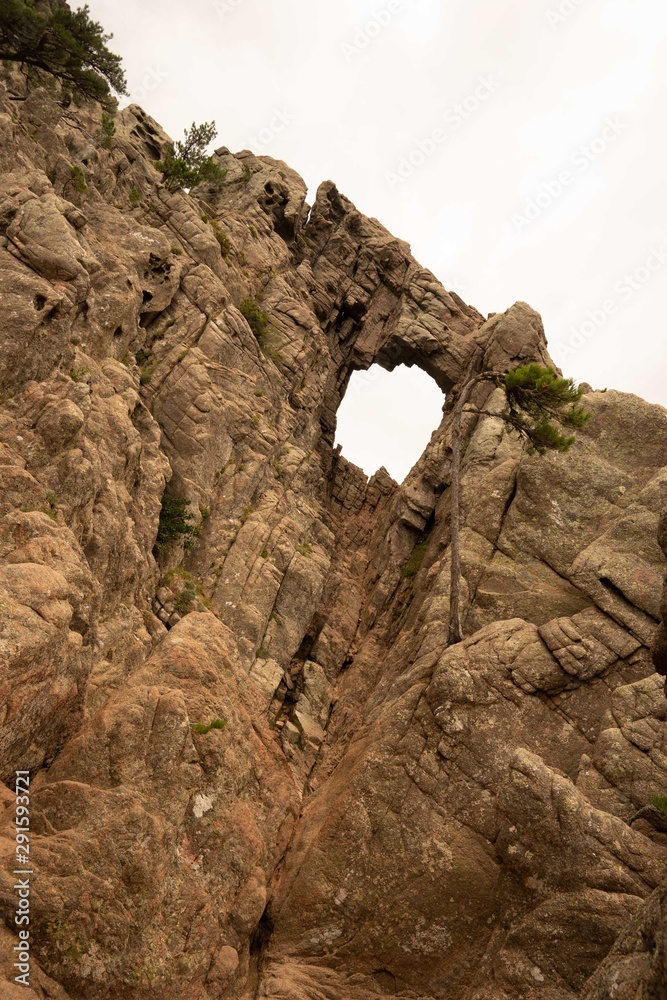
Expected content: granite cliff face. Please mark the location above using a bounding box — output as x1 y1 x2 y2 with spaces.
0 78 666 1000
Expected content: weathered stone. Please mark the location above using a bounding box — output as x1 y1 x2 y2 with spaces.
0 76 665 1000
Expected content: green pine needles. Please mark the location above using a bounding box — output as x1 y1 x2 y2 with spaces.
157 121 227 192
155 493 197 550
502 364 590 453
0 0 127 106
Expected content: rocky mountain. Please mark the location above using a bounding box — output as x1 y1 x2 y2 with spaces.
0 74 666 1000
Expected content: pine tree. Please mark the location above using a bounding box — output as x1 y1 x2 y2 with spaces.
0 0 127 106
448 363 590 644
157 121 227 192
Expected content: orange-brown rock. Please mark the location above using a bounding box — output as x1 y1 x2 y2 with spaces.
0 73 665 1000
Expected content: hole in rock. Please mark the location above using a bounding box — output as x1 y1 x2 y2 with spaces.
373 970 397 995
139 312 156 329
335 364 445 483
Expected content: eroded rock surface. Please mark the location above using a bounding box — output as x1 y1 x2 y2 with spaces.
0 75 666 1000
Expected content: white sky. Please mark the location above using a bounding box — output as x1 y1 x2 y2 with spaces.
86 0 667 480
336 365 444 481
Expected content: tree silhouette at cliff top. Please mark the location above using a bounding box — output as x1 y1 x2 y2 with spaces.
448 363 590 645
0 0 126 106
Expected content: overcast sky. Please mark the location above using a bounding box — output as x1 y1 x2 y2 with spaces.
86 0 667 481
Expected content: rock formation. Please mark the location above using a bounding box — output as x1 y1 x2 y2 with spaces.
0 73 666 1000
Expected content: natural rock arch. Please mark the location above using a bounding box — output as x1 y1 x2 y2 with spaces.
334 363 446 483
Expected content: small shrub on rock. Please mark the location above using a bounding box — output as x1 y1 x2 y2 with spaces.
156 493 197 550
652 795 667 818
174 580 197 615
192 718 226 735
157 121 227 192
100 111 115 148
240 297 269 342
212 222 232 257
69 165 86 192
401 540 428 580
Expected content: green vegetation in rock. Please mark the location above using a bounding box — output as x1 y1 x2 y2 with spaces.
100 110 115 148
69 164 86 192
212 222 232 257
135 348 153 383
174 579 197 615
401 539 429 580
502 364 591 454
157 121 227 192
240 297 282 362
192 718 227 735
156 493 197 550
159 565 205 615
449 363 590 644
240 297 269 341
240 503 254 523
0 0 127 106
652 795 667 819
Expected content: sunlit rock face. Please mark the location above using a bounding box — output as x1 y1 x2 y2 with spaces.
0 76 666 1000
